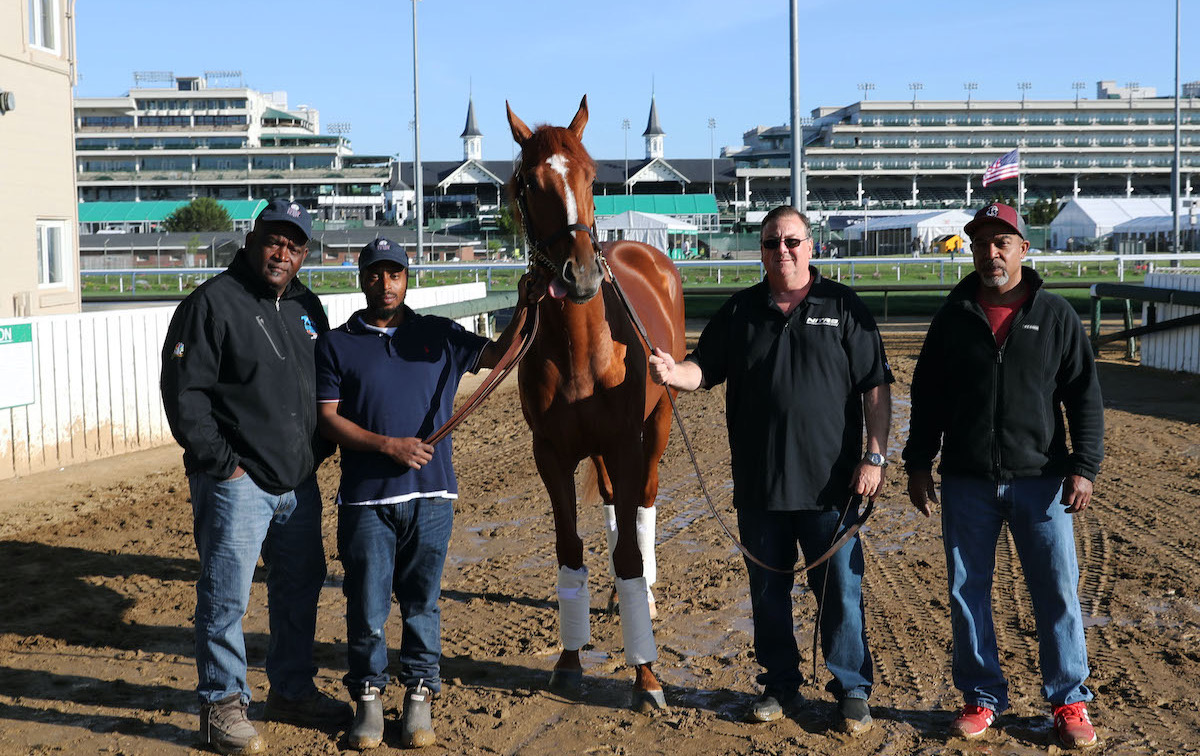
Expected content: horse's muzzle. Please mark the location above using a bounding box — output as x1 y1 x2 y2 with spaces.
561 254 603 303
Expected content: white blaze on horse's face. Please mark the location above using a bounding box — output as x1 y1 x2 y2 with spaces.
546 154 578 227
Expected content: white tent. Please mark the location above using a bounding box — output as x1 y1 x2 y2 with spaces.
1049 198 1174 249
1112 213 1198 235
1112 212 1200 253
596 210 699 255
843 209 974 256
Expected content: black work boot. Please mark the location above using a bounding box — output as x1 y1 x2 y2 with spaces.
348 685 384 750
399 680 435 749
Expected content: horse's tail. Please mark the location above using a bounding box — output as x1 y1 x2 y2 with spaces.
578 458 603 508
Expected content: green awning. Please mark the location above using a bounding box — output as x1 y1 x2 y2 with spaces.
262 107 304 122
78 199 268 224
594 194 719 216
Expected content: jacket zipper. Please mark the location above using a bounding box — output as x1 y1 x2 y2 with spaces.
255 315 286 359
273 300 317 440
989 298 1031 478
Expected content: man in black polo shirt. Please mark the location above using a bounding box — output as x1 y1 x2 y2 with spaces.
315 238 540 750
649 205 892 734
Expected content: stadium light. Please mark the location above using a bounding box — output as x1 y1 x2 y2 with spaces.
857 82 875 101
1017 81 1032 107
1174 0 1181 256
1126 81 1140 109
963 82 978 108
708 117 717 195
1072 81 1086 105
622 118 631 194
909 82 923 108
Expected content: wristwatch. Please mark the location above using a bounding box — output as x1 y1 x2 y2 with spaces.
863 452 888 468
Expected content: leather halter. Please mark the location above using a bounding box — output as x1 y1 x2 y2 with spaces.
511 158 603 275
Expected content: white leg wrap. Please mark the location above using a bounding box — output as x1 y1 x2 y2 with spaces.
604 504 618 578
615 576 658 665
556 565 590 651
635 506 657 587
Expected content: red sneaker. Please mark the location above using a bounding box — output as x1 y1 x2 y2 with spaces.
949 704 995 740
1053 701 1098 749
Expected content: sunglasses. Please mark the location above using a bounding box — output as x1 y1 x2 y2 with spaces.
761 236 809 249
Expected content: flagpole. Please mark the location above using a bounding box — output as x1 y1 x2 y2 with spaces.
1017 150 1024 218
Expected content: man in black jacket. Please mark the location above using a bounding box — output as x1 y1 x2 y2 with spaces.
162 199 349 754
903 203 1104 750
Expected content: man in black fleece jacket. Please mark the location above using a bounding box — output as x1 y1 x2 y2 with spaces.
162 199 349 755
903 203 1103 750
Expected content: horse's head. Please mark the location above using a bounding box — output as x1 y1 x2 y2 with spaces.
507 95 604 304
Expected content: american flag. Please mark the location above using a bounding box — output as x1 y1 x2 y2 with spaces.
982 149 1020 187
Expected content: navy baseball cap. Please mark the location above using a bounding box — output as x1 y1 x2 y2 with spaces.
965 202 1026 239
256 198 312 241
359 238 409 270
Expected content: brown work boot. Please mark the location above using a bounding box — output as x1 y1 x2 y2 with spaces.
199 693 265 755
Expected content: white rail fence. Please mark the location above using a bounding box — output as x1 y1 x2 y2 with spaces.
1141 270 1200 374
0 283 487 480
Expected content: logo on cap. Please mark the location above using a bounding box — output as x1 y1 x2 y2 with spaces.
986 205 999 217
287 203 301 218
377 240 390 249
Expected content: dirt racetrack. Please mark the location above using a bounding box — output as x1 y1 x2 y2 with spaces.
1 327 1199 755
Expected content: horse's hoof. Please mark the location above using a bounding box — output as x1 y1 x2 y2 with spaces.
548 668 582 696
631 688 668 713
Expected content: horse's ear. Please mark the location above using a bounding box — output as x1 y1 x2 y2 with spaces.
506 101 533 145
568 95 588 139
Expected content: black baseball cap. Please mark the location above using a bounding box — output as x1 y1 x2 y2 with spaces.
359 237 409 270
256 198 313 241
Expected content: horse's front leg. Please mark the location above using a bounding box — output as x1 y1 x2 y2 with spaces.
532 436 587 695
608 446 667 712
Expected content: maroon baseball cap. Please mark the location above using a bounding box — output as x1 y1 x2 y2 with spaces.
964 202 1026 239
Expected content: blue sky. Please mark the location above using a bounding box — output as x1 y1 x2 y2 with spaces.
75 1 1199 163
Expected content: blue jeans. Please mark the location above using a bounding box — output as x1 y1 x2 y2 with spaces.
339 497 453 694
737 504 873 700
189 473 326 705
941 474 1092 712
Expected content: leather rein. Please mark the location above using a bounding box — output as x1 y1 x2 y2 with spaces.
599 254 874 578
429 165 873 586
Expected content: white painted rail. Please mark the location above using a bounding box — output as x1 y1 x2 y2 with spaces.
0 283 488 479
1142 270 1200 374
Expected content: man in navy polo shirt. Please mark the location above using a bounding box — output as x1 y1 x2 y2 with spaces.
649 205 892 735
315 238 540 750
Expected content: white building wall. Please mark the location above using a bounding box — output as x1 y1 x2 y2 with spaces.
0 0 81 317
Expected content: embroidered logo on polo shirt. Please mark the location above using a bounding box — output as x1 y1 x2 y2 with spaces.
172 341 185 358
806 317 840 327
1023 324 1040 331
300 315 318 339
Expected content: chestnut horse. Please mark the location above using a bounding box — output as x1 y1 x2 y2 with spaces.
506 96 685 710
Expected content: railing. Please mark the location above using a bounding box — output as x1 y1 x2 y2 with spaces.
80 254 1200 301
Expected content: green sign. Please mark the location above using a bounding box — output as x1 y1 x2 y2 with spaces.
0 323 36 409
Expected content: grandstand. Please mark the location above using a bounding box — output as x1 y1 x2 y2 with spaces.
725 81 1200 213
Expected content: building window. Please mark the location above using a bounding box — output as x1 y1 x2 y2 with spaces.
35 220 70 287
28 0 59 52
